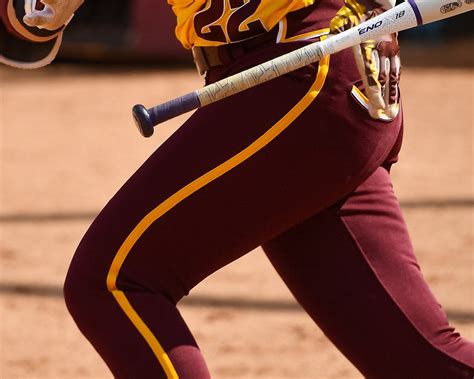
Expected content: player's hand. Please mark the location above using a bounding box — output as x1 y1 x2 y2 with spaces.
23 0 84 31
330 0 401 119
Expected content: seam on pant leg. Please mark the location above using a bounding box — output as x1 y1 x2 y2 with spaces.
339 215 474 371
104 53 331 377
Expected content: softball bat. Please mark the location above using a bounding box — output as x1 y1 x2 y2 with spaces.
133 0 473 137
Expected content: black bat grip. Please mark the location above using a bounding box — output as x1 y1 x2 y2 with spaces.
132 92 201 138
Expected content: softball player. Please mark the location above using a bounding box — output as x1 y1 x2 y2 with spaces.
2 0 473 377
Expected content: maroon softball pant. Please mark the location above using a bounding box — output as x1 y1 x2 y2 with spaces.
64 41 474 378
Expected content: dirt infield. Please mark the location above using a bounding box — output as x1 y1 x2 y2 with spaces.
0 64 473 378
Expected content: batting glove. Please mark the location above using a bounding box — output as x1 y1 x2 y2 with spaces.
330 0 401 120
23 0 83 31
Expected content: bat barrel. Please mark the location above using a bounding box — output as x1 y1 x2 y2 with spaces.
412 0 473 25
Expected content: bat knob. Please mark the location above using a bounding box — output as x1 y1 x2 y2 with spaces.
132 104 154 138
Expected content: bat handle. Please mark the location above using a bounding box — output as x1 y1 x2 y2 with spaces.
132 92 201 138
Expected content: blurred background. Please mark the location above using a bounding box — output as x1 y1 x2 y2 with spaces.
1 1 473 378
57 0 474 66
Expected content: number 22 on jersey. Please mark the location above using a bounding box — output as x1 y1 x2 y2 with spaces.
194 0 266 43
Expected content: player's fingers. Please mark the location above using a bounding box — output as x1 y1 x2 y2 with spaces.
376 34 401 118
24 0 36 15
23 11 51 27
379 55 389 88
378 54 389 103
385 54 401 118
359 41 385 118
360 41 379 87
388 55 401 105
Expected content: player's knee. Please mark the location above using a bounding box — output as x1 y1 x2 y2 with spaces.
63 245 104 327
64 267 88 324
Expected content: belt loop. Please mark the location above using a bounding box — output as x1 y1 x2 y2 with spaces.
191 46 210 76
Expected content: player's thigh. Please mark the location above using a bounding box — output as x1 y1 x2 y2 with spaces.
262 167 474 377
67 50 327 301
67 44 402 302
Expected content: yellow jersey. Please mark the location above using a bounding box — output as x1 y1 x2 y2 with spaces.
168 0 316 49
